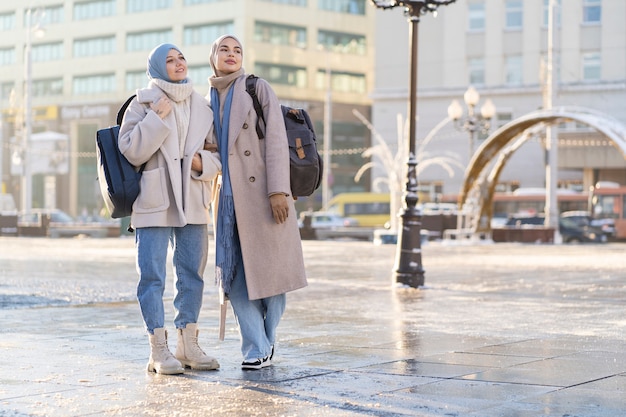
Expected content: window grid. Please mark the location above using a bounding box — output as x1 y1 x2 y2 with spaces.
254 63 307 87
127 0 173 13
184 22 234 46
542 0 562 27
73 74 116 94
582 53 601 81
126 70 147 91
0 12 15 31
318 0 365 15
583 0 601 23
40 5 64 26
505 0 523 29
254 21 306 48
74 0 116 20
468 58 485 85
315 70 366 94
0 47 15 66
127 30 174 52
505 55 523 85
468 3 485 31
33 78 64 96
188 64 212 84
257 0 307 6
318 30 366 55
32 42 64 62
74 36 116 57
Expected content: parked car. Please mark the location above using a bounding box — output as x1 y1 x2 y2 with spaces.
18 209 120 238
298 211 363 240
0 193 18 236
560 210 615 239
504 213 607 243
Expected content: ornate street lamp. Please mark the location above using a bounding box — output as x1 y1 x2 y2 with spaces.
447 86 496 159
370 0 456 288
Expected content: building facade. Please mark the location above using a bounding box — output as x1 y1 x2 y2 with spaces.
0 0 375 216
371 0 626 202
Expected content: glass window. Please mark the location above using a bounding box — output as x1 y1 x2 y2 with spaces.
74 0 116 20
0 47 15 66
126 30 173 52
505 0 523 29
583 0 601 23
187 64 212 84
74 36 116 57
73 73 115 94
505 55 522 85
542 0 561 27
33 78 64 96
184 0 224 4
126 70 147 91
32 42 64 62
184 22 234 46
254 62 307 88
127 0 172 13
315 70 366 94
468 3 485 31
40 5 64 26
254 21 306 48
0 12 16 31
468 58 484 85
257 0 307 5
582 52 601 80
318 0 365 15
318 30 366 55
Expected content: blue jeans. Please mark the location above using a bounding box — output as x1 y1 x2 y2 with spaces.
135 225 208 333
228 250 286 361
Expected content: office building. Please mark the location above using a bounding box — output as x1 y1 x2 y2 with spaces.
0 0 374 215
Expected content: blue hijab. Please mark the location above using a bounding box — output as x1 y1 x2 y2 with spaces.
146 43 188 83
211 85 239 294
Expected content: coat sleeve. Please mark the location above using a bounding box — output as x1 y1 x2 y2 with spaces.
254 78 291 196
118 96 170 167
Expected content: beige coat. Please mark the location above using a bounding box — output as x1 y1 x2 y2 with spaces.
118 84 221 228
209 75 307 300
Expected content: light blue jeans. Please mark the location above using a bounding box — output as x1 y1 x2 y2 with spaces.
135 225 208 333
228 249 286 361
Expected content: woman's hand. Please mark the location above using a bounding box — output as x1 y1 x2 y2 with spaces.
269 194 289 224
150 96 171 119
191 153 202 172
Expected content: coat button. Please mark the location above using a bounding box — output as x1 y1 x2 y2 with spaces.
244 150 251 156
249 177 255 183
243 123 248 129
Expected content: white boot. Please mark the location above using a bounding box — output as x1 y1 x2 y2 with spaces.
176 323 220 370
147 328 184 375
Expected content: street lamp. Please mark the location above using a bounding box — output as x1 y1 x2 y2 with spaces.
370 0 456 288
21 8 45 214
447 86 496 158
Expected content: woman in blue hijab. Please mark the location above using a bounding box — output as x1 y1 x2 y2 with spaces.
118 43 222 375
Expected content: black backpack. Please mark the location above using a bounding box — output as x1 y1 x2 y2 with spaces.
245 75 323 197
95 95 145 219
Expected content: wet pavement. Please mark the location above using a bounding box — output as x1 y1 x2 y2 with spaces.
0 236 625 417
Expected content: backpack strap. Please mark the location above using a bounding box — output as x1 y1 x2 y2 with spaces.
117 94 137 126
245 75 266 140
116 94 146 175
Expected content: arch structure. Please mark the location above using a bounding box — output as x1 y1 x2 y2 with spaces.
457 106 626 236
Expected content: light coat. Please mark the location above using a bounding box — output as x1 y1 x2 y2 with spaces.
118 84 221 228
208 74 307 300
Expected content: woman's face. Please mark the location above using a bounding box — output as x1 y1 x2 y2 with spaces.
215 37 242 75
165 49 187 82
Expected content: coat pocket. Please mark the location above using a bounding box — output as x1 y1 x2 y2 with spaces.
133 167 170 213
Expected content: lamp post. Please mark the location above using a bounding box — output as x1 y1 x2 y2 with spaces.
447 86 496 159
21 8 44 214
370 0 455 288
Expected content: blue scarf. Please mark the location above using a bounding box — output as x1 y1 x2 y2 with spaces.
211 85 239 294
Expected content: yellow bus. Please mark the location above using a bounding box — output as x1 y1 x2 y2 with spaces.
325 193 390 227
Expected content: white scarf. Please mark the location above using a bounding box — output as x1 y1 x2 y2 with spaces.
151 78 194 158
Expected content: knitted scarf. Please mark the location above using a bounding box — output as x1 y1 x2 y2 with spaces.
211 84 238 294
151 78 193 158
